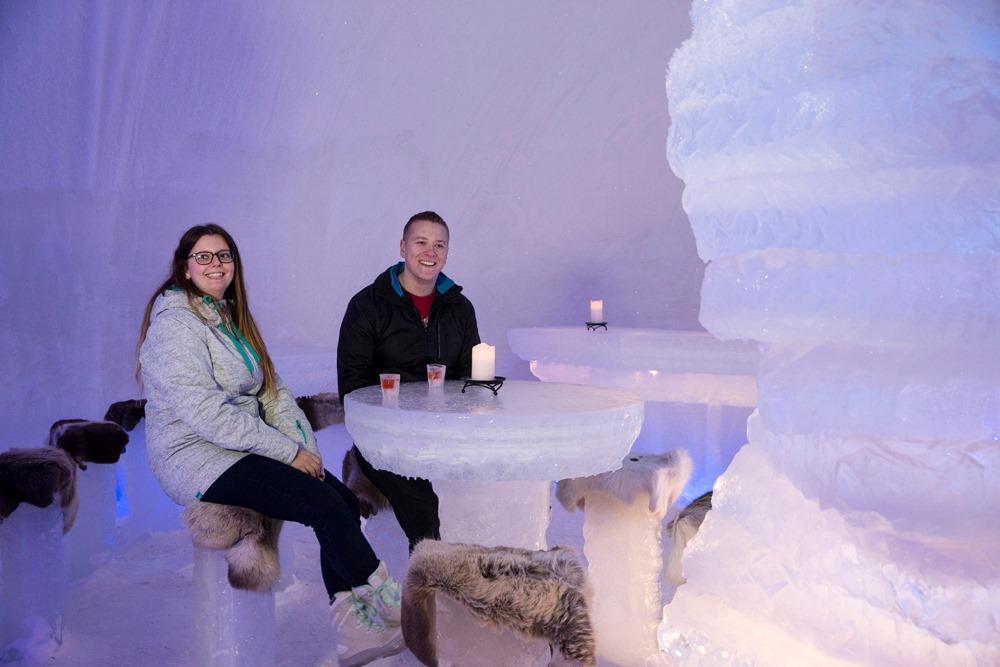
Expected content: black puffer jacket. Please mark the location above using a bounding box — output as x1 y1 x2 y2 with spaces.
337 263 481 400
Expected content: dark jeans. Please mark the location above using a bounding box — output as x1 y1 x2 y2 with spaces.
201 454 379 599
352 444 441 551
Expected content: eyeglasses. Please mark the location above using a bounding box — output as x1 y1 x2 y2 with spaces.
187 250 236 265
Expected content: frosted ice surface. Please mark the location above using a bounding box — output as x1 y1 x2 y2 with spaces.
269 345 339 397
343 380 643 481
193 545 276 667
660 0 1000 663
116 423 182 543
660 441 999 666
579 493 663 666
507 328 759 407
0 503 65 662
436 479 551 550
699 251 1000 348
756 343 999 442
62 463 117 580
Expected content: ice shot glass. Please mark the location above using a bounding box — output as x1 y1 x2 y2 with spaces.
379 373 401 397
426 364 446 388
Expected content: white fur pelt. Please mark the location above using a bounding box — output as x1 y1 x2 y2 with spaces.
664 490 713 585
341 447 390 518
0 446 79 533
402 540 596 666
295 392 344 432
555 449 692 519
182 501 283 592
48 418 129 470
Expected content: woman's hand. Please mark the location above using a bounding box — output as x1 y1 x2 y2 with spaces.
290 448 325 479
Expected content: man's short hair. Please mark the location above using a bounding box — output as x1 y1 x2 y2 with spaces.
403 211 449 239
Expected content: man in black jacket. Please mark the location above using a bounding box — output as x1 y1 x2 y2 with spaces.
337 211 481 550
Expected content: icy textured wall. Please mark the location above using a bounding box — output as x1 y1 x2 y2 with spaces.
661 1 999 665
0 2 696 448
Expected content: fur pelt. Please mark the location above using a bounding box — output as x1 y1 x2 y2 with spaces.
555 449 692 519
402 540 596 666
48 419 129 469
295 392 344 432
103 399 146 432
0 447 79 533
341 447 390 518
182 501 283 592
665 490 713 585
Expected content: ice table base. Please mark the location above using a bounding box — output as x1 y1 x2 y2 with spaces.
434 479 553 666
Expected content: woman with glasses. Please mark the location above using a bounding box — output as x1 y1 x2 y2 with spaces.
136 224 405 666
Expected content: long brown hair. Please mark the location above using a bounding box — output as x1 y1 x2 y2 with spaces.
135 224 278 396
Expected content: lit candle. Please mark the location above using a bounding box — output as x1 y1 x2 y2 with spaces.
589 299 604 322
471 342 496 381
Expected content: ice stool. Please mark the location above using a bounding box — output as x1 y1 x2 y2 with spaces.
183 501 283 667
402 540 597 666
0 446 78 661
555 449 692 666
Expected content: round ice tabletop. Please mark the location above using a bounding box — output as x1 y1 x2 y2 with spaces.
345 380 643 665
343 379 644 482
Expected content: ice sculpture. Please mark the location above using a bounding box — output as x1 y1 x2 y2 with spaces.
659 1 1000 664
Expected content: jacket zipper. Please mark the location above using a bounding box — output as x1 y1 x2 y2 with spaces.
205 295 260 374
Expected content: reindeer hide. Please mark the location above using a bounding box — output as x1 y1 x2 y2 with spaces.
295 393 344 432
555 449 692 519
0 447 79 533
341 447 389 518
665 490 713 585
48 419 129 469
402 540 596 666
103 399 147 432
183 501 283 592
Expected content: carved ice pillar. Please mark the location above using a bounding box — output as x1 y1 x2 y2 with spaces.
659 2 1000 665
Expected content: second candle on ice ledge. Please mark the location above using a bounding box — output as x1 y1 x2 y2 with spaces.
590 299 604 323
471 343 496 380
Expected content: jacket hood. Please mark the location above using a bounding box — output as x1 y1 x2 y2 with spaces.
151 288 229 322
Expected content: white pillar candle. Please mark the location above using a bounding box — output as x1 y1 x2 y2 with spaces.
590 299 604 322
471 343 496 381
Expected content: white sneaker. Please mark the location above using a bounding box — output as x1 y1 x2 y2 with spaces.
330 590 405 667
352 561 402 627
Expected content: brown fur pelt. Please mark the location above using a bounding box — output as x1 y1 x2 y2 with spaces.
294 392 344 432
402 540 596 666
103 399 147 432
555 449 692 519
665 490 713 585
182 501 283 592
341 447 390 518
48 419 129 469
0 447 79 533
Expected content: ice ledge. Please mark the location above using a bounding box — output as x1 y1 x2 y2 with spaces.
507 327 760 406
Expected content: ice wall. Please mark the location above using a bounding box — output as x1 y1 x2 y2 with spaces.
660 1 1000 665
0 2 696 449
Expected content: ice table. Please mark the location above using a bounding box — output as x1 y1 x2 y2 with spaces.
344 379 643 665
508 327 760 485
